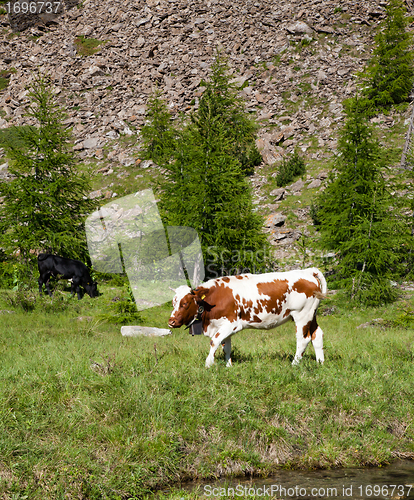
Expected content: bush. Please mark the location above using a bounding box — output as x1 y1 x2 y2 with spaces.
391 305 414 328
0 261 37 292
347 274 398 307
0 261 17 288
309 201 321 226
93 271 128 287
241 143 263 176
98 284 142 325
5 289 37 312
275 150 306 187
38 292 79 313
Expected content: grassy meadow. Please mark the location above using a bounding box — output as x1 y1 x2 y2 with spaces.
0 284 414 499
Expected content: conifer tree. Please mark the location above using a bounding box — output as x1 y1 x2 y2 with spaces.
316 98 400 305
0 74 97 266
141 54 270 277
140 89 176 165
362 0 414 108
193 54 262 175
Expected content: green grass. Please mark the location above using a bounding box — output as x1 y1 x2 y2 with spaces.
0 285 413 498
0 77 8 91
74 36 106 56
0 68 16 77
0 68 15 90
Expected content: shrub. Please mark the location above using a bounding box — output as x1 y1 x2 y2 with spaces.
38 292 79 313
99 284 142 325
275 150 306 187
309 201 321 226
5 289 37 312
347 274 398 307
0 261 17 288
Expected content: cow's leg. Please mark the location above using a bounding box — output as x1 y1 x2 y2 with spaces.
45 274 53 296
206 325 238 368
292 312 324 365
205 337 220 368
291 313 317 366
38 276 43 295
222 337 232 367
39 273 51 295
311 324 324 364
71 277 83 300
76 287 83 300
292 331 312 365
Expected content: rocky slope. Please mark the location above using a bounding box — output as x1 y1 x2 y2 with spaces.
0 0 411 264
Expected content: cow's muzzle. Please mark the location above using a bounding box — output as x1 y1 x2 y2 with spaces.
168 318 179 328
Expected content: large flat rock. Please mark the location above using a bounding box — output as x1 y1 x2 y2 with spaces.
121 326 172 337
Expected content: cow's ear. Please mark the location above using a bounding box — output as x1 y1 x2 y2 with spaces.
193 289 205 302
198 297 215 312
194 288 214 308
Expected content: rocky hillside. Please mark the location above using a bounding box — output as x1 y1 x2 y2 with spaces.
0 0 412 264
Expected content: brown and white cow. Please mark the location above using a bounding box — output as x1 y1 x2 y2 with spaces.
168 268 327 368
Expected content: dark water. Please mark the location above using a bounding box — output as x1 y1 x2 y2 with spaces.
180 460 414 499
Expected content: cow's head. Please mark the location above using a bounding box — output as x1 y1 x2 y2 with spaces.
168 286 210 328
84 281 99 298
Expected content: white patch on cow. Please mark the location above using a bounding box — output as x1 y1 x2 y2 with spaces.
205 318 238 337
171 285 192 309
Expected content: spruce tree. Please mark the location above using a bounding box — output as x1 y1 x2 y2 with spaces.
140 88 176 165
362 0 414 108
141 54 271 277
316 98 399 305
193 53 262 176
0 74 97 267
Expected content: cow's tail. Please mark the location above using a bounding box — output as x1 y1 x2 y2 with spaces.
309 267 327 299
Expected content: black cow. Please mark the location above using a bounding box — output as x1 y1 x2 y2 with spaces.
38 253 98 300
